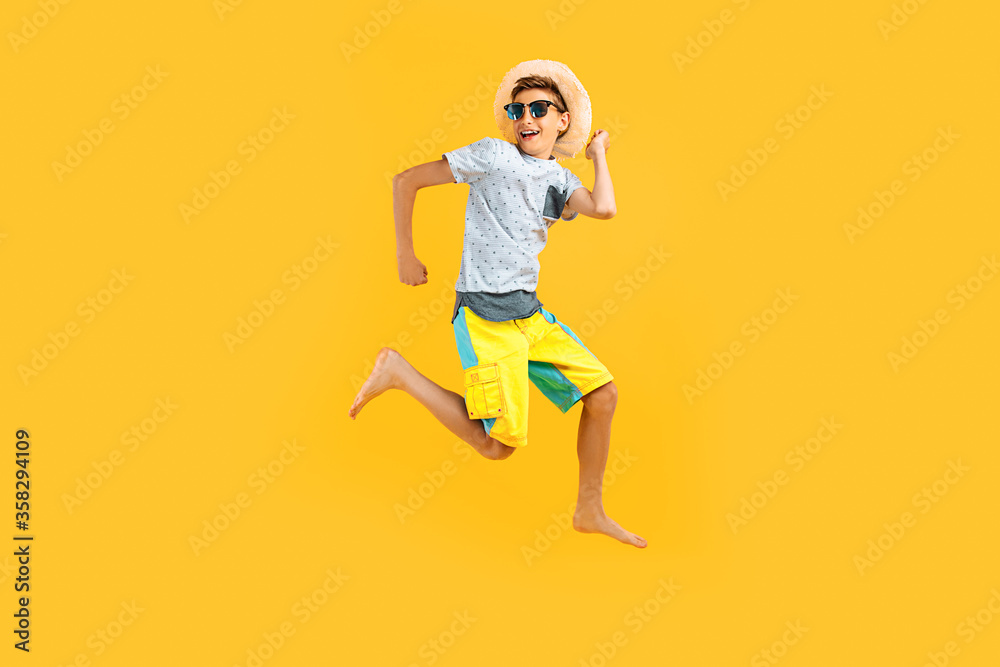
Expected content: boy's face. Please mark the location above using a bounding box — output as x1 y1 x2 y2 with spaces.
512 88 569 159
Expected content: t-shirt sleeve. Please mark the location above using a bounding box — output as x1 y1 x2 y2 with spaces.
442 137 497 185
562 169 585 220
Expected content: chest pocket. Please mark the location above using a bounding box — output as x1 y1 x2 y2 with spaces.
541 184 568 221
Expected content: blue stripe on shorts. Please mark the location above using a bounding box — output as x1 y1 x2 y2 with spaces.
452 307 498 434
528 360 582 414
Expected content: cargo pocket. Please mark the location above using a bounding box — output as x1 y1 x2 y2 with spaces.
463 362 505 419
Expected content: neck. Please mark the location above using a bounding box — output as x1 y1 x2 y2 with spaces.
517 143 553 160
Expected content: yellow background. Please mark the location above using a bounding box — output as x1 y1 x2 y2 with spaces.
2 0 999 664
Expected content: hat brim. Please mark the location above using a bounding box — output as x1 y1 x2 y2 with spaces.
494 59 592 162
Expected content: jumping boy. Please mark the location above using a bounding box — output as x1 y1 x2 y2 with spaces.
349 59 645 548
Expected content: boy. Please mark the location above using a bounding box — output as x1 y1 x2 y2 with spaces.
349 60 645 548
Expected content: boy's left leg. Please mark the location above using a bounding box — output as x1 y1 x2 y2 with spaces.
574 381 646 547
522 307 646 548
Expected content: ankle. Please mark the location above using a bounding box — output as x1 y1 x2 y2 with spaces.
574 500 604 517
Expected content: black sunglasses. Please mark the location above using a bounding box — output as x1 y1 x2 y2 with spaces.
504 100 562 120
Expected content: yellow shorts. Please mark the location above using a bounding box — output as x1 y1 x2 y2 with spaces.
452 305 613 448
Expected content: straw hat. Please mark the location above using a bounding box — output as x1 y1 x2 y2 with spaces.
493 59 592 161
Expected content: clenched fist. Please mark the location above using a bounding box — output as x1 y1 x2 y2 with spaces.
397 253 428 286
585 129 611 160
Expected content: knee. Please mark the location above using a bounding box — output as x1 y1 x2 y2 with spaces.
473 427 516 460
488 439 517 461
582 381 617 414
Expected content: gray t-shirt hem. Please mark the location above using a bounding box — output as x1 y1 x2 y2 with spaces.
451 290 542 324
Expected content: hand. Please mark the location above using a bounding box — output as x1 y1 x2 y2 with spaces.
585 129 610 160
397 253 428 286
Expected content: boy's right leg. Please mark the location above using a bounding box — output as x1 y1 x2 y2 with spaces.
348 347 516 461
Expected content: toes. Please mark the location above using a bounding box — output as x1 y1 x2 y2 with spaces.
349 391 369 415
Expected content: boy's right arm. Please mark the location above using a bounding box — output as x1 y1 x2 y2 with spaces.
392 158 456 286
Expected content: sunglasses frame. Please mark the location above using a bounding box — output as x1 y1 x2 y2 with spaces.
504 99 563 121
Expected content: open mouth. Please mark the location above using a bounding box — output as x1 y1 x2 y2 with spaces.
520 130 539 141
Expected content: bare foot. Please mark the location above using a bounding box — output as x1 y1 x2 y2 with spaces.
573 507 647 548
349 347 406 420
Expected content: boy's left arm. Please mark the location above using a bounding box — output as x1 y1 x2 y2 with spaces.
562 129 616 220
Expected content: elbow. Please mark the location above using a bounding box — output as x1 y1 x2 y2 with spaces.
593 197 616 219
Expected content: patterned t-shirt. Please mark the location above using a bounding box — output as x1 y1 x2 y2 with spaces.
442 136 585 323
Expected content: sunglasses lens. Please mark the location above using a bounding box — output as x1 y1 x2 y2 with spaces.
507 104 524 120
531 102 549 118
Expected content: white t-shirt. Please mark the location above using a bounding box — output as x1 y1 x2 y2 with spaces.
442 136 585 294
